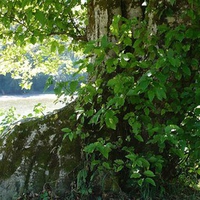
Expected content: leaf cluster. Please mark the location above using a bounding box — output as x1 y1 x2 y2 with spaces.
63 2 200 197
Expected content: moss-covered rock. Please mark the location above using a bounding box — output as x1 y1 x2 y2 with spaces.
0 102 81 199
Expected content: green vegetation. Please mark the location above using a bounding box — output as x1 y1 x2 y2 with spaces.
0 0 200 199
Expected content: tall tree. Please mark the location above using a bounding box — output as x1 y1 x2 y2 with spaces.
0 0 200 199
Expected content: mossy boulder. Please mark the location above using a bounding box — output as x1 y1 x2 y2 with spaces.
0 102 81 199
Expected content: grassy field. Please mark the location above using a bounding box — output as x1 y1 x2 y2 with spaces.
0 94 66 116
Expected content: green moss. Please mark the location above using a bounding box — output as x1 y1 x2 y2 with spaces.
0 102 81 195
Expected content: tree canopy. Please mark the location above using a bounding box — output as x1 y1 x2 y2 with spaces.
1 0 200 199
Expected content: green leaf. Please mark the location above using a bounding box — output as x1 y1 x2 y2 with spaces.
145 178 156 186
148 156 157 163
98 144 111 159
138 179 144 186
58 45 65 54
62 127 71 133
110 15 121 36
107 77 117 87
139 80 149 91
131 172 141 179
194 106 200 116
68 132 75 141
132 121 141 134
50 40 58 52
62 128 75 141
84 143 97 154
114 159 124 165
182 65 191 76
155 87 166 100
30 36 37 44
106 58 118 73
84 41 95 54
105 110 118 130
134 135 144 142
101 35 109 49
196 169 200 175
148 90 155 102
70 81 79 93
102 162 111 169
115 165 124 172
167 48 174 58
139 158 150 168
35 10 46 25
124 37 132 46
165 124 180 134
144 170 155 177
89 109 103 124
170 148 184 159
144 107 150 116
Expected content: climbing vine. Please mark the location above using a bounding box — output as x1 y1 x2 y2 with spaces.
62 1 200 198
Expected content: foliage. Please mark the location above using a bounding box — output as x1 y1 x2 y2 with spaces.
63 2 200 198
0 0 85 89
0 0 200 199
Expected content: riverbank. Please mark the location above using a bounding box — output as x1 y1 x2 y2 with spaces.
0 94 66 116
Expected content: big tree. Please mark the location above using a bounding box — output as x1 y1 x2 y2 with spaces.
0 0 200 199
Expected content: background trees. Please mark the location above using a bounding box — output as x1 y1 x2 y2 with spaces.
0 0 200 199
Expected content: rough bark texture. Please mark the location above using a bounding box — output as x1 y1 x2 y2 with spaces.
0 102 81 199
87 0 142 41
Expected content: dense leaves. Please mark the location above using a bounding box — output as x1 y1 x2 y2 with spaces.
64 1 200 197
1 0 200 199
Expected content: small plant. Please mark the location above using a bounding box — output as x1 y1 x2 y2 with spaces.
0 107 20 133
0 103 47 134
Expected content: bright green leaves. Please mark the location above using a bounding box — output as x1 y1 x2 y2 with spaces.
114 159 124 172
106 58 118 73
108 75 135 97
50 40 66 54
35 10 46 26
145 178 156 186
62 127 76 141
126 152 157 186
110 15 121 37
0 0 87 46
89 108 118 130
105 110 118 130
101 35 110 49
143 170 155 178
84 138 113 159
